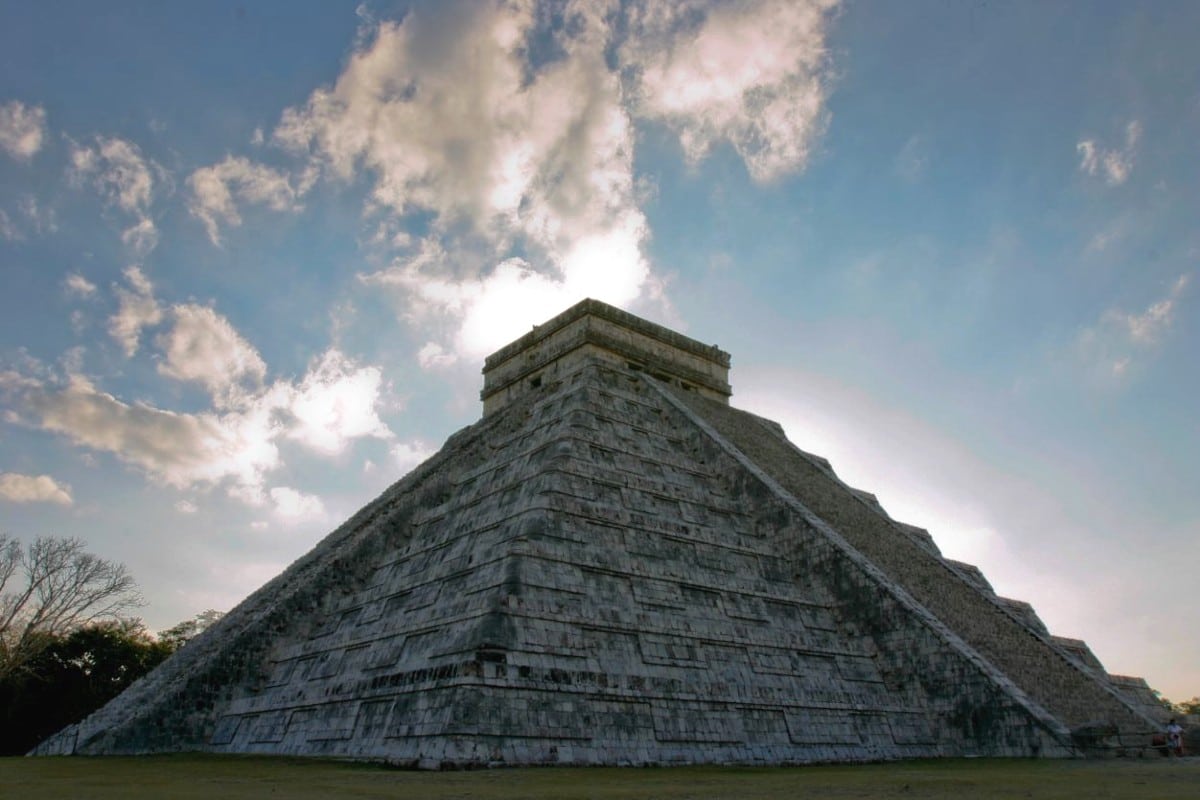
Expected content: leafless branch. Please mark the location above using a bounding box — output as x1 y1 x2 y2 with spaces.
0 534 143 678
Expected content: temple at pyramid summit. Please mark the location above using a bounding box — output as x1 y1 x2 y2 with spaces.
36 299 1166 765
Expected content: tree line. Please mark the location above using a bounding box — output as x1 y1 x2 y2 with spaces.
0 534 221 755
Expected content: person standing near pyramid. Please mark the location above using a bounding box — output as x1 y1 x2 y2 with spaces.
1167 719 1184 756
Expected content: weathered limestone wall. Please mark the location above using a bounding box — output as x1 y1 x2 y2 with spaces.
481 298 731 414
1105 675 1171 724
200 360 1070 764
665 386 1157 741
944 560 994 595
33 397 532 756
998 600 1051 637
39 357 1072 764
1051 636 1109 676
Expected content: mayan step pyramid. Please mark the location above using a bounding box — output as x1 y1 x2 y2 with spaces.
36 299 1163 765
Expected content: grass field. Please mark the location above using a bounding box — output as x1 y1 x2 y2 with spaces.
2 755 1198 799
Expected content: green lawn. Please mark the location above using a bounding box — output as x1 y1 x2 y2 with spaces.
2 755 1197 799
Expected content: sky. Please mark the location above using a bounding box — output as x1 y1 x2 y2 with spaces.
0 1 1196 703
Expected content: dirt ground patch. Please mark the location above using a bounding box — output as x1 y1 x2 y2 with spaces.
2 755 1198 799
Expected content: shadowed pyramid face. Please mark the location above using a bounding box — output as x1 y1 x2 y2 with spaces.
35 300 1161 766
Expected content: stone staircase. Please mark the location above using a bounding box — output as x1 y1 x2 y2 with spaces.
665 386 1158 748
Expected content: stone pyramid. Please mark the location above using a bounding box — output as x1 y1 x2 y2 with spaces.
36 299 1162 766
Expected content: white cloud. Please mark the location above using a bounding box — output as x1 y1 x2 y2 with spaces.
1077 273 1191 379
64 272 98 298
277 2 840 365
69 136 154 213
1111 273 1190 345
1077 120 1141 186
0 100 47 161
269 486 326 522
8 372 281 493
416 342 456 370
369 235 648 364
281 349 393 455
623 0 838 182
274 3 558 226
3 321 392 505
0 472 72 505
69 135 162 252
156 304 266 406
391 439 434 473
280 2 656 364
1 349 393 501
175 499 198 514
187 156 308 245
108 266 163 357
120 216 159 255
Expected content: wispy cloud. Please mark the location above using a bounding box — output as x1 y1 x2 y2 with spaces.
155 303 267 407
68 135 163 253
63 272 98 298
187 156 311 245
1084 215 1131 254
0 210 17 242
120 217 158 254
0 196 59 241
893 135 929 182
1109 273 1190 345
0 472 72 505
0 100 47 161
69 137 155 213
1077 273 1191 379
108 266 163 357
1077 120 1141 186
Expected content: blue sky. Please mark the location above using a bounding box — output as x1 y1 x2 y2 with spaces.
1 1 1196 701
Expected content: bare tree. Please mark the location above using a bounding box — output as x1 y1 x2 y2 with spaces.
0 534 143 678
